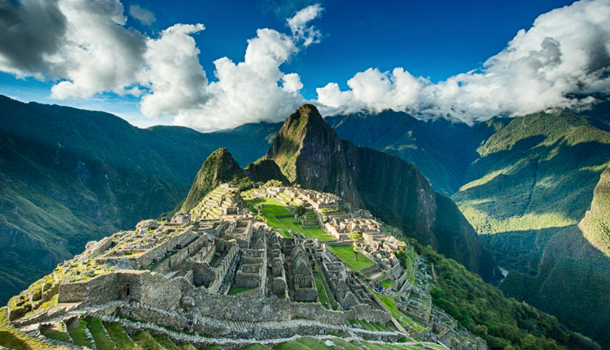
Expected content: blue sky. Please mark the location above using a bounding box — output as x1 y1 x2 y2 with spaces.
0 0 607 130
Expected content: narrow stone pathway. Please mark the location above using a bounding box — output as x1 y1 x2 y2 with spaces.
217 251 241 295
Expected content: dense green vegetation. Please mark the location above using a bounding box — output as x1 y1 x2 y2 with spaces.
453 110 610 272
418 244 600 350
499 165 610 348
331 105 610 348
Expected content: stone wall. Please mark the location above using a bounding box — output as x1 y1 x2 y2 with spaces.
41 282 60 304
127 272 182 311
153 247 191 274
344 303 392 324
273 277 287 294
289 302 344 325
235 267 263 288
208 244 239 294
80 237 114 262
58 273 119 305
388 263 403 279
116 303 189 331
254 321 341 339
294 276 317 302
188 235 209 255
396 271 408 286
360 264 381 275
187 260 216 288
136 229 193 268
199 289 290 322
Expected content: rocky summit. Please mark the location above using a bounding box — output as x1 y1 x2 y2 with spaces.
5 182 487 350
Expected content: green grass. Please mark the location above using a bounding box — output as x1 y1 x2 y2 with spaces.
227 286 254 295
373 292 425 332
104 322 139 350
0 308 58 350
179 343 200 350
244 196 334 240
84 317 114 350
66 317 93 348
245 197 294 237
40 322 71 343
362 342 421 350
313 270 330 308
154 335 181 350
42 329 71 343
131 331 165 350
241 344 272 349
327 245 375 272
380 279 395 289
276 217 334 241
274 336 363 350
313 260 338 310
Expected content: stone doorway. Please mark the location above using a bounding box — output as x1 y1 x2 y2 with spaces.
120 284 131 299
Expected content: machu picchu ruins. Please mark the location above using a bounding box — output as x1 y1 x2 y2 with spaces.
5 183 487 350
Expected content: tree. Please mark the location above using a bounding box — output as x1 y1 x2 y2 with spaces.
349 231 363 243
294 205 306 217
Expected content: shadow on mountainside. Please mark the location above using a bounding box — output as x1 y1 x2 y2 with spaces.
500 225 610 348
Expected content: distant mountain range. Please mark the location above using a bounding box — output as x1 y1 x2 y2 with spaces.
326 101 610 346
1 94 609 347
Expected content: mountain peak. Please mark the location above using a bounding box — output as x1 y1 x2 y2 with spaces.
284 103 326 127
180 148 248 213
265 104 361 205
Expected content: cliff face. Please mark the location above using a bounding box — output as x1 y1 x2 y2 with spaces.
244 159 289 184
266 105 361 206
265 104 496 279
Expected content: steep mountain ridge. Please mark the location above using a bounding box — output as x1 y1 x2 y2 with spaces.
180 148 251 212
500 164 610 347
263 104 497 280
455 110 610 275
267 105 362 205
326 111 474 196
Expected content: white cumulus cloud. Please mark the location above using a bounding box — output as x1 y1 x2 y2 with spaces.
172 5 323 131
317 0 610 124
140 23 207 118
